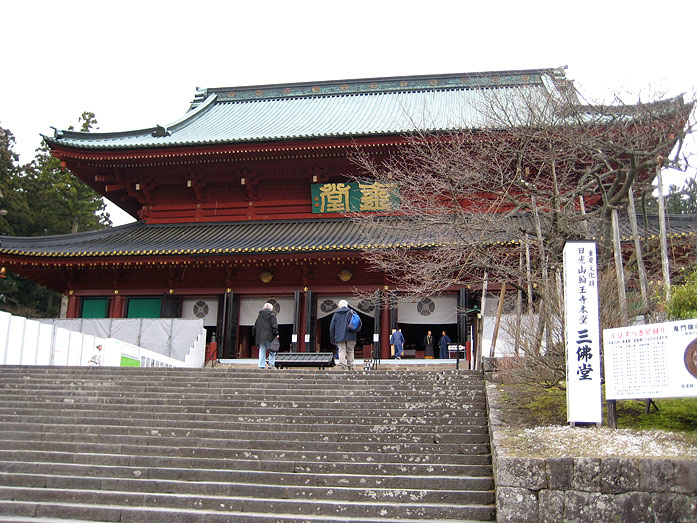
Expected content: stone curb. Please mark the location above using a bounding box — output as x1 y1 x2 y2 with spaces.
484 382 697 522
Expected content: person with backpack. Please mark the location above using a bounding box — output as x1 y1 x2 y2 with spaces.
329 299 361 370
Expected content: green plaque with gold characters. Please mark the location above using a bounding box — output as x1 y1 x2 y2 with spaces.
311 182 400 214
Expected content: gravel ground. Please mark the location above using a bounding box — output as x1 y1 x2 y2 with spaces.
498 425 697 459
486 383 697 459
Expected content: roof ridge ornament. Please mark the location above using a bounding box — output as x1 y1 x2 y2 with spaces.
152 125 170 138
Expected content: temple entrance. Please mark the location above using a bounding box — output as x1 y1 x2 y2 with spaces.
398 323 458 358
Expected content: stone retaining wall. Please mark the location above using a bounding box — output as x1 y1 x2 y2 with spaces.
486 383 697 522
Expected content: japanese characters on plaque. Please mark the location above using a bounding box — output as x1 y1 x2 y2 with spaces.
563 241 602 424
604 320 697 400
311 182 399 214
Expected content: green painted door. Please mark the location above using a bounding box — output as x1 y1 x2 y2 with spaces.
81 297 108 318
126 297 162 318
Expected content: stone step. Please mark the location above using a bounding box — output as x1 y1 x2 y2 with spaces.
0 366 482 376
0 439 491 464
0 366 494 521
0 372 478 389
0 409 489 426
0 395 486 411
0 395 486 410
0 369 484 384
0 373 484 383
0 485 496 521
0 430 488 456
0 472 495 504
0 423 491 444
0 463 492 490
0 450 492 477
0 500 496 522
0 387 486 400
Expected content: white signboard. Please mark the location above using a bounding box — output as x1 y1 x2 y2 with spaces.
604 319 697 400
563 241 602 424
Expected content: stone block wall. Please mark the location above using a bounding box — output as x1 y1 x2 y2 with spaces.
486 384 697 522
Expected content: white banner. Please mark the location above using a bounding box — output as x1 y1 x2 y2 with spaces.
604 320 697 400
563 241 602 424
397 296 457 324
316 296 377 319
182 298 219 327
239 297 294 326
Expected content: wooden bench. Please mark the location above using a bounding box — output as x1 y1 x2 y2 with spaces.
274 352 336 369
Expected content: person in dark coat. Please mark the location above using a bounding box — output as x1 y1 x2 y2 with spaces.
438 330 452 359
423 330 435 359
252 302 279 369
329 299 358 370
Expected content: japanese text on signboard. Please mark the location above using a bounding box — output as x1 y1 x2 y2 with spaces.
574 246 597 381
311 182 399 213
563 241 602 424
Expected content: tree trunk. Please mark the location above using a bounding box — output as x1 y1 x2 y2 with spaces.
611 207 628 321
478 271 488 368
627 188 650 315
490 282 506 358
515 250 523 356
656 165 671 301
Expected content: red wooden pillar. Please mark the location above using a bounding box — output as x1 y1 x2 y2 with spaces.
66 294 79 319
110 294 124 318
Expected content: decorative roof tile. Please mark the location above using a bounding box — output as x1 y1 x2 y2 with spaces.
44 68 571 151
0 214 694 259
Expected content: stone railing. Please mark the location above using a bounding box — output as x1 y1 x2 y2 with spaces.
486 383 697 522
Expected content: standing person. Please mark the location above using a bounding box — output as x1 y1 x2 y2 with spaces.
438 330 452 359
390 327 405 360
423 330 435 359
252 302 279 370
329 299 359 370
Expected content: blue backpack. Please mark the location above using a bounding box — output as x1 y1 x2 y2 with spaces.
348 309 362 332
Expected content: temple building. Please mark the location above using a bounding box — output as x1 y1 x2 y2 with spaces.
0 68 693 362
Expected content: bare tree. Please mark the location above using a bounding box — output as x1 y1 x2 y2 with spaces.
349 80 694 377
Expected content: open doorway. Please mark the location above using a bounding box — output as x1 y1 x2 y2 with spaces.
398 323 458 359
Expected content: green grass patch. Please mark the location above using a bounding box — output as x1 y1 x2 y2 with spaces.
616 397 697 432
498 382 697 434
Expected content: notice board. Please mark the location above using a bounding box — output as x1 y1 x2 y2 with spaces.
604 319 697 400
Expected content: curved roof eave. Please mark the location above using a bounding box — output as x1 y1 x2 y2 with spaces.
43 94 219 149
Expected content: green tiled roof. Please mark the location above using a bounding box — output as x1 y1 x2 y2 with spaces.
44 68 572 151
0 214 694 259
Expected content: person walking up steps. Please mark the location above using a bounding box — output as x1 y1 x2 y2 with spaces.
390 327 405 359
329 299 361 370
253 302 279 369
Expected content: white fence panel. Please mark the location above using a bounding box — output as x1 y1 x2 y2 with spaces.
67 331 84 366
36 322 53 365
79 334 97 366
0 311 10 364
53 327 71 366
6 315 27 365
0 312 204 369
21 320 40 366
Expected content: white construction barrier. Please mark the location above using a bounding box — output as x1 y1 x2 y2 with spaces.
0 311 205 368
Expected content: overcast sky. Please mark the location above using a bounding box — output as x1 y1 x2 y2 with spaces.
3 0 696 225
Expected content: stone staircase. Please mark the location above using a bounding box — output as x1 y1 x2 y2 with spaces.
0 366 495 522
